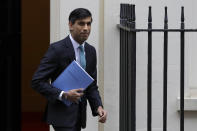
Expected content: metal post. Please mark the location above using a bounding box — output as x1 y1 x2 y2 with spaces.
127 4 134 131
147 6 152 131
119 4 124 131
130 4 136 131
163 6 168 131
180 6 185 131
125 4 129 131
120 4 126 131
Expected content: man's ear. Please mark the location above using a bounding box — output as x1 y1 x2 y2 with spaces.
69 22 73 31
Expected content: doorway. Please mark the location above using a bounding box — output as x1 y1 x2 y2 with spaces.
21 0 50 130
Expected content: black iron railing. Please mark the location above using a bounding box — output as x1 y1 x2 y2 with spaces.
118 4 197 131
119 4 136 131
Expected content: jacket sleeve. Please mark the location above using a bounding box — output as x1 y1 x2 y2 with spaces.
86 47 103 116
31 45 62 103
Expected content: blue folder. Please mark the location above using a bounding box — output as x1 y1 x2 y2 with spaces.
52 60 94 106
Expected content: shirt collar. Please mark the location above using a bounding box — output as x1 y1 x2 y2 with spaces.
69 34 85 49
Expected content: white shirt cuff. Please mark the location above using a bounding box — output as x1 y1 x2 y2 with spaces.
58 91 65 101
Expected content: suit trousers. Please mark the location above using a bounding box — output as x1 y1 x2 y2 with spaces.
52 118 81 131
52 105 81 131
52 125 81 131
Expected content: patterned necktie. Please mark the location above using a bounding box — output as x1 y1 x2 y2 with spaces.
78 45 86 69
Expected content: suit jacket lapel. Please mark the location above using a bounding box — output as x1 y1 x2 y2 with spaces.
64 36 75 62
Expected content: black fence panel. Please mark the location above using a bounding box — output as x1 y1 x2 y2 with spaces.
118 4 197 131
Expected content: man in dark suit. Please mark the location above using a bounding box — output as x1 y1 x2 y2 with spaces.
32 8 107 131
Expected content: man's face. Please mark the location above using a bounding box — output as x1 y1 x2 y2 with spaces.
69 17 92 44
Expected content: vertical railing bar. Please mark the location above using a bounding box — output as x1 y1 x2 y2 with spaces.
128 4 132 131
131 4 136 131
125 4 129 131
180 6 185 131
120 4 128 131
163 6 168 131
147 6 152 131
123 4 127 131
119 3 124 131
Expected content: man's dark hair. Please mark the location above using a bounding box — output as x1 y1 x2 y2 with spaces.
69 8 92 24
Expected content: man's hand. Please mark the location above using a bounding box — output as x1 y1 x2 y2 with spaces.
62 88 84 103
97 106 107 123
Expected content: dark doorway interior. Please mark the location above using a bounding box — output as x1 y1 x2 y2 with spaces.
21 0 50 131
0 0 50 130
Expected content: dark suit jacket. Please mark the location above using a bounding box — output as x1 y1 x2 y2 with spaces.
31 36 103 128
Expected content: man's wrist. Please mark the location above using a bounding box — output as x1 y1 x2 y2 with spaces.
62 92 68 100
97 106 103 111
97 106 103 113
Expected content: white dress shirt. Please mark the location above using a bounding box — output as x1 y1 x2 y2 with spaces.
58 34 86 100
